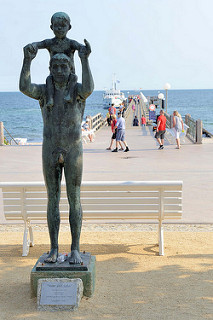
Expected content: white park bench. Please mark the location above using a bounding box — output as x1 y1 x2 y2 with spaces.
0 181 183 257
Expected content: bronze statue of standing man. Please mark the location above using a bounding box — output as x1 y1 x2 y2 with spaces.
19 12 94 264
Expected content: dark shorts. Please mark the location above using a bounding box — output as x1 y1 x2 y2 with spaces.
112 128 117 140
112 132 116 139
155 130 166 139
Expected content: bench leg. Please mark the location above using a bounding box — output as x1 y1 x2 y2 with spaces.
29 225 34 247
22 223 30 256
158 220 164 256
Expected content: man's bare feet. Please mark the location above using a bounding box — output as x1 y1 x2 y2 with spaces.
69 250 82 264
44 248 58 263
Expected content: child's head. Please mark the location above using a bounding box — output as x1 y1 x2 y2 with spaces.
50 12 71 39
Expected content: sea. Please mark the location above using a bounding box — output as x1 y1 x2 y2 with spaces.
0 89 213 143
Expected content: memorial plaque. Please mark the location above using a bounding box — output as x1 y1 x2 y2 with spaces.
37 278 83 311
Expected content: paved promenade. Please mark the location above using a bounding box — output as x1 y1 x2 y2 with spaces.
0 110 213 223
0 110 212 320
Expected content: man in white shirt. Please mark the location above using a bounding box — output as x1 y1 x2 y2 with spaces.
112 112 129 152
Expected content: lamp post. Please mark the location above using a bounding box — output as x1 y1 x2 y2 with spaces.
127 91 129 107
158 93 165 110
163 83 171 113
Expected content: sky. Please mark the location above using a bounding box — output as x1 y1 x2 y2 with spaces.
1 0 213 91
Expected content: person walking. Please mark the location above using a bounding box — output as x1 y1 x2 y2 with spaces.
141 115 146 126
155 109 167 149
133 115 139 126
106 114 123 150
112 112 129 152
106 112 111 126
173 110 184 149
108 103 116 121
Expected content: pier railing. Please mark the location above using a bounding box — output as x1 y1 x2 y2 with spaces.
0 122 18 146
164 113 202 144
139 93 151 124
125 100 133 119
185 114 202 144
87 113 107 132
164 112 173 129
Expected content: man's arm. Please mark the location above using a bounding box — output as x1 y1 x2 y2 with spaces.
77 39 94 100
19 44 43 100
157 118 161 131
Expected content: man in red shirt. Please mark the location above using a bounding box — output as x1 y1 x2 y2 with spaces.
156 109 167 149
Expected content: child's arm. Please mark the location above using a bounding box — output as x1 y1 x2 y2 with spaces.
31 40 49 50
70 39 85 51
32 40 48 49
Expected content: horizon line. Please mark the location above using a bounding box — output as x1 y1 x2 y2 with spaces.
0 88 212 93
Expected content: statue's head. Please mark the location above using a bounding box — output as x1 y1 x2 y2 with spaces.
50 12 71 39
50 53 72 83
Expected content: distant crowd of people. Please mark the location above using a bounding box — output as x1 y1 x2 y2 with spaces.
105 102 184 152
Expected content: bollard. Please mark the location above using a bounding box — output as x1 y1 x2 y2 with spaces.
0 122 4 146
170 115 173 129
86 116 92 130
196 119 202 144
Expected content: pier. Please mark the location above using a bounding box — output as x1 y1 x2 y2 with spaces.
0 98 212 224
0 97 212 320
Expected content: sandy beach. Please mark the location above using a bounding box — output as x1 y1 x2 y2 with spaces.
0 224 212 320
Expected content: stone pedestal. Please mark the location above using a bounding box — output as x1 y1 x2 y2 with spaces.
31 252 96 298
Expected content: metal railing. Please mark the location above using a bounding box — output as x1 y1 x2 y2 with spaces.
137 92 204 144
125 100 133 119
0 121 18 146
164 113 202 144
185 114 202 144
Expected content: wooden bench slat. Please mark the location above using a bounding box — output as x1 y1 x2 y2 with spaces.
4 199 22 206
81 191 160 198
20 204 161 212
4 205 22 212
80 185 182 192
163 198 182 204
164 204 182 210
23 197 161 206
2 192 22 199
4 196 182 207
163 191 182 197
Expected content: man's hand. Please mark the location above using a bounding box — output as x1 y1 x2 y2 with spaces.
78 39 91 59
23 43 38 60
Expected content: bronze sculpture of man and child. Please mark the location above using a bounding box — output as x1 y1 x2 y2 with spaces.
19 12 94 264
